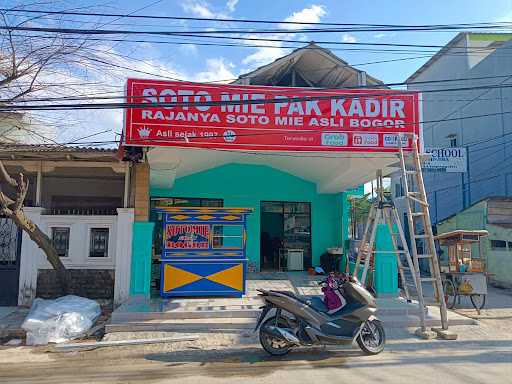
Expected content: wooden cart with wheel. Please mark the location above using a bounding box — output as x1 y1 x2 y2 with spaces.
436 230 489 314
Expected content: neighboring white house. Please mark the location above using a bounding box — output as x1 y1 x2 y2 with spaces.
0 112 55 144
0 144 133 307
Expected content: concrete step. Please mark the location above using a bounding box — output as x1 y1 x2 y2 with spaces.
111 305 426 323
111 296 426 323
107 300 477 334
106 317 256 333
106 311 476 334
111 308 261 323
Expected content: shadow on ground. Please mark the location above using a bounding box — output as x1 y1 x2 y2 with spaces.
144 337 512 378
145 347 359 378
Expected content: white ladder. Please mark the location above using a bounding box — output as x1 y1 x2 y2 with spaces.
353 171 417 302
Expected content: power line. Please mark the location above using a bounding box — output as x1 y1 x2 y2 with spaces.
426 151 512 198
11 93 512 105
4 24 512 35
16 32 512 64
14 13 512 36
427 173 503 196
10 32 440 55
4 108 509 146
7 72 512 104
4 8 512 30
18 128 512 165
3 140 400 160
4 24 512 50
7 82 512 111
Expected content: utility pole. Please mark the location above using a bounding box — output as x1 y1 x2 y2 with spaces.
466 145 471 206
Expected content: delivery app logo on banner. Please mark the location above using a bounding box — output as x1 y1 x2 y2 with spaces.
124 79 421 152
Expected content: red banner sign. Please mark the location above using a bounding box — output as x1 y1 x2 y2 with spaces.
124 79 421 152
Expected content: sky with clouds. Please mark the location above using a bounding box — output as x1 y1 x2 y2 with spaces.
3 0 512 145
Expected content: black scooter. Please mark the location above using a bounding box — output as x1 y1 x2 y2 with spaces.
254 274 385 355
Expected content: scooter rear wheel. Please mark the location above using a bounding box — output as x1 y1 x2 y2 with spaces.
357 319 385 355
259 317 293 356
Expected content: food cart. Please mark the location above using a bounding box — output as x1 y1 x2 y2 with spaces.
158 206 252 297
436 230 489 313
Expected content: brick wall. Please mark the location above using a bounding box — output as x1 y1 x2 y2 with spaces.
36 269 115 300
133 163 150 221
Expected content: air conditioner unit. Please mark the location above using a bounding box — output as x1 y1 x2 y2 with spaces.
287 249 304 271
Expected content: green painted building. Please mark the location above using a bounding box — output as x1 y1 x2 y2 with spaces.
437 197 512 288
151 164 347 270
128 44 401 298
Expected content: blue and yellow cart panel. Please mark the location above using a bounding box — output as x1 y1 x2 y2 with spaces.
158 207 252 297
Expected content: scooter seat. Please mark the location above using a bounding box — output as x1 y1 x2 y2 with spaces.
304 296 364 317
269 291 327 311
306 296 329 313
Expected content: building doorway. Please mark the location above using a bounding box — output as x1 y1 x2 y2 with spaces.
260 201 311 271
0 217 22 306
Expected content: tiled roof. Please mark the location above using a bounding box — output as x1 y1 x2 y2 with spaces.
0 143 116 154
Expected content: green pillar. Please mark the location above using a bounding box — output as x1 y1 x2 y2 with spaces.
374 224 398 296
340 192 351 272
130 221 155 297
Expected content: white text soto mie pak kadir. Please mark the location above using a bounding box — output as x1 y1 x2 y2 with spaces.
140 89 408 129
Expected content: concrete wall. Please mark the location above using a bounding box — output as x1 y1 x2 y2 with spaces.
18 208 134 305
38 214 118 270
485 224 512 287
151 163 345 270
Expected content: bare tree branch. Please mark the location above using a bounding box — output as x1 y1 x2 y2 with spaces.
15 172 28 211
0 189 15 208
0 2 124 296
0 159 18 187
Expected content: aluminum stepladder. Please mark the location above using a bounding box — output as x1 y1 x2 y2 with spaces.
353 170 417 304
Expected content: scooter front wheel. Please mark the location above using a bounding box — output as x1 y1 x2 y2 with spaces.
357 319 385 355
259 317 293 356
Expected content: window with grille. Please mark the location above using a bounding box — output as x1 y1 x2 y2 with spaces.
51 227 70 257
89 228 109 257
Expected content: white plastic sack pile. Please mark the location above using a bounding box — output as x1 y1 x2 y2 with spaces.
22 295 101 345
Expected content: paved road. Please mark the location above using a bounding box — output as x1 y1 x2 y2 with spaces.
1 286 511 384
1 331 511 384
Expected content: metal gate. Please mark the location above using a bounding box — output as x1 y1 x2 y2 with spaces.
0 217 22 306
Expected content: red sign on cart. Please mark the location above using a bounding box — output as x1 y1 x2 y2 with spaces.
124 79 421 152
165 224 210 250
